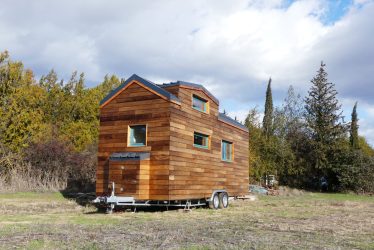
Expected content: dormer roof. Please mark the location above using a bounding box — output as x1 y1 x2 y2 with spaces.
159 81 219 105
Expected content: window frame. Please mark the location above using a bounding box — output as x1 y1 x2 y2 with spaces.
193 131 210 149
127 124 147 147
192 94 209 113
221 140 233 162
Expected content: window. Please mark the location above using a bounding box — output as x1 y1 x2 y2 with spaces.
128 125 147 146
192 94 208 113
193 132 209 149
221 140 233 162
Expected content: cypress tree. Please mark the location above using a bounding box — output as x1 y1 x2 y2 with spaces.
350 102 360 149
262 78 273 138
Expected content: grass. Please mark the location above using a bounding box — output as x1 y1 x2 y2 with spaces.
0 191 373 249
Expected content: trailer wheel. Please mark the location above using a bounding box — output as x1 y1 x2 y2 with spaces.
209 193 220 209
219 192 229 208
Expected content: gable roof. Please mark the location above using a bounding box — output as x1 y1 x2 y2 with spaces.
218 112 248 131
159 81 219 105
100 74 181 108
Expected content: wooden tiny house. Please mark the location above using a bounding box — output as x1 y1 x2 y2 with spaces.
95 74 249 209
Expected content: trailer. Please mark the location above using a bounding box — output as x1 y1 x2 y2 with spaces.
94 74 249 212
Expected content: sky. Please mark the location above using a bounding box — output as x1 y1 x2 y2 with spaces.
0 0 373 144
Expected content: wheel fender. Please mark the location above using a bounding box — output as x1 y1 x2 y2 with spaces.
208 190 228 202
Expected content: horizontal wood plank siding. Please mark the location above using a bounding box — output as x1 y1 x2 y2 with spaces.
96 81 171 200
97 81 249 201
168 87 249 200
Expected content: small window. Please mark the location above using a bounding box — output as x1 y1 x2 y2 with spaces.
193 132 209 149
192 94 208 113
222 140 233 162
128 125 146 147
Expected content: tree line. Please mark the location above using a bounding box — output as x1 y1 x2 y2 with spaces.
0 50 373 193
0 51 121 191
246 62 374 193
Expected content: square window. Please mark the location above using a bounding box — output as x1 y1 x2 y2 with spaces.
222 140 233 162
193 132 209 149
128 125 146 146
192 94 208 113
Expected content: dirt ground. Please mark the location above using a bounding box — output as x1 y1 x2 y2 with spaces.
0 191 373 249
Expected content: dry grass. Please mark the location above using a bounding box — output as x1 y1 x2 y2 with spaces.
0 169 67 193
0 192 373 249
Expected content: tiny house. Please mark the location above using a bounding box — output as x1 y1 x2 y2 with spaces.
94 74 249 211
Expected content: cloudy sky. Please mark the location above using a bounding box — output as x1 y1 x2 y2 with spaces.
1 0 373 144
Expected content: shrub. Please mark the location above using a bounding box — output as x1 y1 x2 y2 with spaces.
23 139 97 192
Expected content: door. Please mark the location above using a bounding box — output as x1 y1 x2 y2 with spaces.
107 152 150 199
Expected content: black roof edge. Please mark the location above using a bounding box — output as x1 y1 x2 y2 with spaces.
100 74 180 106
218 112 248 131
159 81 219 104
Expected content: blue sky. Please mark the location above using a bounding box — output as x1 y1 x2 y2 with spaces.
323 0 354 24
0 0 373 144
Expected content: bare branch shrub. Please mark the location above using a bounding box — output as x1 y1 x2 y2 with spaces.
0 140 96 192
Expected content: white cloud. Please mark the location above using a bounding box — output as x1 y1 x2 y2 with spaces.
0 0 373 144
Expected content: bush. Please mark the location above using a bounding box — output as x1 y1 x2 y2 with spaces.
24 139 96 192
0 139 96 192
337 150 374 194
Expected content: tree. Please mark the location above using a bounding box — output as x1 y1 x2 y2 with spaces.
304 62 346 185
262 78 273 138
350 102 360 149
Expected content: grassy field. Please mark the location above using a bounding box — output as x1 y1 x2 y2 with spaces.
0 191 373 249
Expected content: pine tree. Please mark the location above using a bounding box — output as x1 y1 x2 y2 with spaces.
350 102 360 149
262 78 273 138
304 62 346 175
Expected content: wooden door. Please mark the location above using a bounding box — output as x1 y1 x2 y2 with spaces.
109 159 139 195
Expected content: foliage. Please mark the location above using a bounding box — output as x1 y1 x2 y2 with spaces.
24 139 97 191
350 102 360 149
0 51 121 152
304 62 347 188
1 50 373 193
246 63 373 193
359 136 374 157
0 51 121 191
337 148 374 193
246 89 297 185
262 78 273 138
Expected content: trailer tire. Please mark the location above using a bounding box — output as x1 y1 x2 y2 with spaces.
209 193 220 209
219 192 229 209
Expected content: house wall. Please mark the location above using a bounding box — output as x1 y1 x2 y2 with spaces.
97 81 249 201
168 86 249 200
96 81 171 200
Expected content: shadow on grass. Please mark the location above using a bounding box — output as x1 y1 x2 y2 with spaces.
59 190 199 214
60 190 96 207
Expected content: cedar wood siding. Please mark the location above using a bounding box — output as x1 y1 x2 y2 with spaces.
164 85 249 200
97 81 171 200
96 79 249 201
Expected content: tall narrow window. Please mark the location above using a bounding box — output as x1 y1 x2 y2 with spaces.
193 132 209 149
128 125 147 146
192 94 208 113
222 140 233 162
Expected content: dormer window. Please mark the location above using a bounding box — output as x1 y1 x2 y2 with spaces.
192 94 208 113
